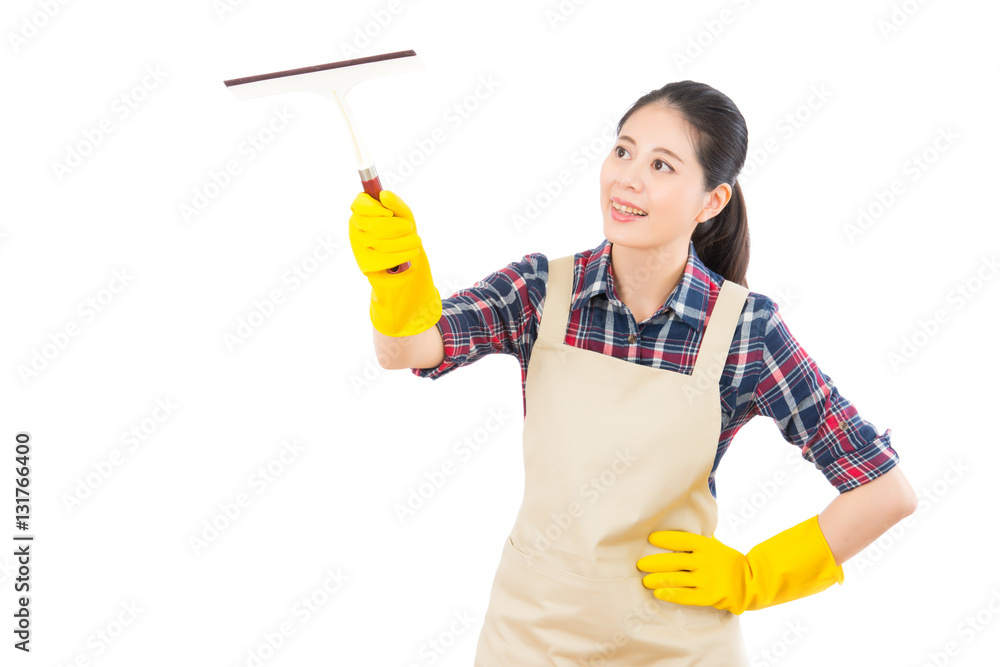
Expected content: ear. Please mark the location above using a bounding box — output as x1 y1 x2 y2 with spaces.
696 183 732 222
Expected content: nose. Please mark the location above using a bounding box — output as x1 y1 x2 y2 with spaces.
616 159 643 191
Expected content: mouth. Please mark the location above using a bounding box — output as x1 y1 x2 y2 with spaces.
610 196 647 218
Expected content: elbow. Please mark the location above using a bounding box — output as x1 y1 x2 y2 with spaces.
892 470 919 518
864 465 918 521
897 486 918 518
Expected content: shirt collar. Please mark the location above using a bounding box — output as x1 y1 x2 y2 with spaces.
570 238 722 331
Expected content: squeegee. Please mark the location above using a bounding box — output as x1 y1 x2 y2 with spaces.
224 50 423 273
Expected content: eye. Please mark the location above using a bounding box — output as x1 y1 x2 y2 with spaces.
654 159 673 172
614 146 629 158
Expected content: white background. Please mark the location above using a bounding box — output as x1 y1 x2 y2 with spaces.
2 0 998 665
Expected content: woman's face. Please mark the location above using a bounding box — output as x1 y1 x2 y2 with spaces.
600 104 728 253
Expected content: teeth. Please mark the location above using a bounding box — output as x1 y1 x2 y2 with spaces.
612 200 647 216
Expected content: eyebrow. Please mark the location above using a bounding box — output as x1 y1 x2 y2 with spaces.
618 135 685 164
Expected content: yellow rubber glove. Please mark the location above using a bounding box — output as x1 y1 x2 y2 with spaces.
349 190 442 337
636 514 844 615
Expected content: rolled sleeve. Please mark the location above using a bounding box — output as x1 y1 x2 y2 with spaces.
408 318 455 380
410 252 547 381
754 300 901 494
815 425 899 493
408 302 477 381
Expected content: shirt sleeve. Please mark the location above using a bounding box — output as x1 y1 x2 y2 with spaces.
410 252 547 380
752 299 899 493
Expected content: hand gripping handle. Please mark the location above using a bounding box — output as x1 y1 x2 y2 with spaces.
360 168 410 275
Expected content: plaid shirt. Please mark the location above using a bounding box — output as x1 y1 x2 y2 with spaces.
412 238 898 497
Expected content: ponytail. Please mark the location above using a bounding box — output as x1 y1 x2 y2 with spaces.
692 179 749 288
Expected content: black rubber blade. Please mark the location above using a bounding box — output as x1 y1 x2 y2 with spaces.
224 50 418 87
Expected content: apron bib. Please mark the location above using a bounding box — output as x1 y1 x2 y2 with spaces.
474 253 751 666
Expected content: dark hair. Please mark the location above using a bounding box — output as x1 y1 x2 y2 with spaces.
616 81 750 287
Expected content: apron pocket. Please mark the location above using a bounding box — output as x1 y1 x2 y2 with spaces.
475 536 738 666
502 535 730 631
504 536 638 591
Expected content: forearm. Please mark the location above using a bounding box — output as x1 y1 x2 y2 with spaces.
373 323 444 370
817 465 918 566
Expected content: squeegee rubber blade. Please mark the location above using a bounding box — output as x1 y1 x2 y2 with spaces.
224 50 418 87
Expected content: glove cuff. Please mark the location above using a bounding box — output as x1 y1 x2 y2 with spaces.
367 247 443 337
741 514 844 613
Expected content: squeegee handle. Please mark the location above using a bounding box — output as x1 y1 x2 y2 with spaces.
361 171 409 274
361 173 383 201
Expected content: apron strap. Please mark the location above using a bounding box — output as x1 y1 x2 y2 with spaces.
692 279 750 384
536 254 576 348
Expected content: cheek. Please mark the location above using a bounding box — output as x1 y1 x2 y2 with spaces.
653 180 691 212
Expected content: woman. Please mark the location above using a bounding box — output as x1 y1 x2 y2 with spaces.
350 81 917 665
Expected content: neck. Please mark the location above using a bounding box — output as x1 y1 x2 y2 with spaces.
609 239 690 313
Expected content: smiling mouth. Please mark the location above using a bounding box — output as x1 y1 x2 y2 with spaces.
611 199 647 216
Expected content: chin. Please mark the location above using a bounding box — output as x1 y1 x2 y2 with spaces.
603 220 633 245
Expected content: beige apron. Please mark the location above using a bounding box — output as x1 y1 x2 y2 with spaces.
473 254 751 666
